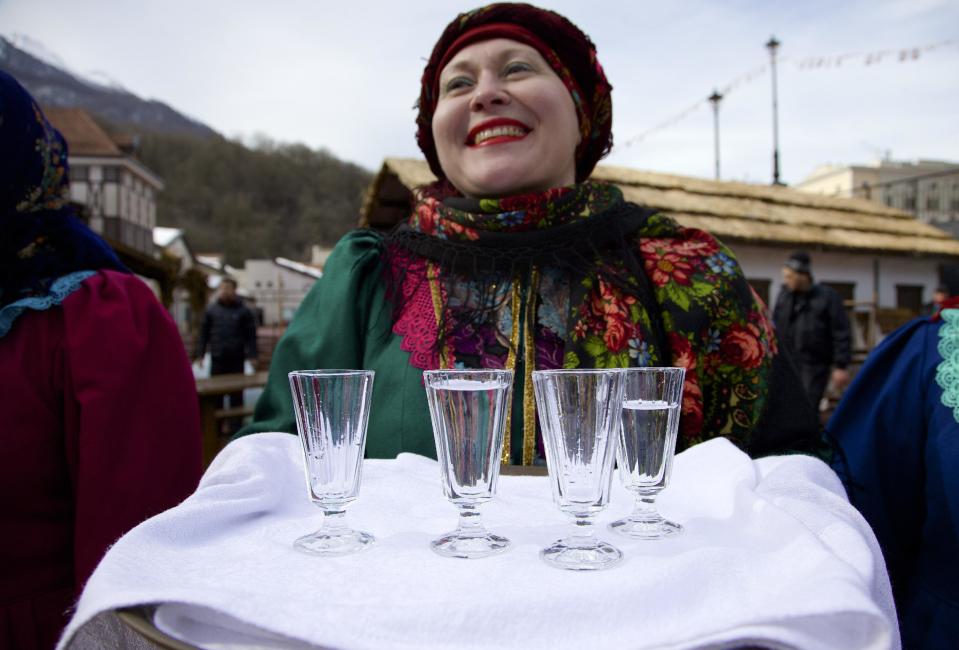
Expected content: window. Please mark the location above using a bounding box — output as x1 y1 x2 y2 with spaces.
896 285 923 313
255 281 262 288
822 282 855 303
927 195 940 211
904 195 916 210
883 191 893 207
102 216 120 240
72 165 89 181
102 166 119 182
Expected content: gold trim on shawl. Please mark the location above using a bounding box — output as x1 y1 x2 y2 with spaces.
502 275 523 464
427 262 450 369
522 267 540 466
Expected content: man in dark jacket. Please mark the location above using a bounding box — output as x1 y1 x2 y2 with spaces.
773 251 852 411
195 278 258 429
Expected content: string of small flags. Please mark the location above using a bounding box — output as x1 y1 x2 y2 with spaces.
617 38 957 149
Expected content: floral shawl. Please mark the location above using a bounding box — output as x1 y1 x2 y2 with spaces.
387 181 779 462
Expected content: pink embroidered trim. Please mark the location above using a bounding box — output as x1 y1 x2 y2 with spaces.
390 252 443 370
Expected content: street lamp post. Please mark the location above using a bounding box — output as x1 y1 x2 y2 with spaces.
766 35 783 186
708 89 723 181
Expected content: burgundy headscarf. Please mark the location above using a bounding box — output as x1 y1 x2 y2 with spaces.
415 3 613 185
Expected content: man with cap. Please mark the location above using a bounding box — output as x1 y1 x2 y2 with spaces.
773 251 852 412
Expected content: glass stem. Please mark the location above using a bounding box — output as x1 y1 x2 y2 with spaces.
631 492 660 522
570 514 596 547
455 504 487 538
322 508 348 535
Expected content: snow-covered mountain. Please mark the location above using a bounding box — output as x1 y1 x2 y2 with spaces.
0 33 216 138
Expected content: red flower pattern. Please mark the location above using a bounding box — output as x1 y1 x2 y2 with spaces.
589 280 636 353
669 332 697 372
679 370 704 438
671 228 721 257
720 324 765 370
644 251 694 287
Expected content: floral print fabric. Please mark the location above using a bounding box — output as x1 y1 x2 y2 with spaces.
391 181 779 451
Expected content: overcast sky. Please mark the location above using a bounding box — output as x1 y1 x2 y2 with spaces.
2 0 956 184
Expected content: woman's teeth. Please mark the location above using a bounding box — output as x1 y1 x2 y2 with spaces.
474 126 527 144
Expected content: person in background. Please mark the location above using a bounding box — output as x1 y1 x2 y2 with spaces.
194 277 257 432
828 295 959 648
921 283 950 317
0 70 202 648
772 251 852 412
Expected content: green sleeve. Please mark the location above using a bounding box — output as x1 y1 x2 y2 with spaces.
236 230 385 437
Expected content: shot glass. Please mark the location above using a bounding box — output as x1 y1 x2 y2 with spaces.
609 366 685 539
532 368 625 571
289 369 375 556
424 369 513 559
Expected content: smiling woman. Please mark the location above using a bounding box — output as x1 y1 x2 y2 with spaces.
238 2 821 465
431 38 580 197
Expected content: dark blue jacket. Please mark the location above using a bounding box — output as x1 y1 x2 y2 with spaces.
828 312 959 649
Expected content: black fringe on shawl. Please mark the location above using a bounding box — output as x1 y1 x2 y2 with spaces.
382 201 671 364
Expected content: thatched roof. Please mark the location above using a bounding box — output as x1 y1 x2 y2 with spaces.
360 158 959 258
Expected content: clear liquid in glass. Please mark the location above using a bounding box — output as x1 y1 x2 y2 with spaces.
609 367 685 540
430 377 510 504
618 399 681 490
424 370 513 559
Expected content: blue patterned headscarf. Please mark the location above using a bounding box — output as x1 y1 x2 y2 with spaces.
0 70 127 332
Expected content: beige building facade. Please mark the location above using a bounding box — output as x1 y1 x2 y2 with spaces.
796 159 959 229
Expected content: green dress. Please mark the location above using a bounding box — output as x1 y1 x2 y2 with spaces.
238 230 443 459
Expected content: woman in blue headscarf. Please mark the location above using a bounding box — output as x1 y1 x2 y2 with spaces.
0 70 203 648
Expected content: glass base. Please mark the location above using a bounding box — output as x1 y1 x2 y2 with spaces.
430 532 511 559
540 538 623 571
608 515 683 540
293 529 375 556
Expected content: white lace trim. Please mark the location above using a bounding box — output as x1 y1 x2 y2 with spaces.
936 308 959 424
0 270 96 337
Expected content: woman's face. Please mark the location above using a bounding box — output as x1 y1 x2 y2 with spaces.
432 38 580 198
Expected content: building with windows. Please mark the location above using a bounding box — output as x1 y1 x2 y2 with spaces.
796 159 959 232
42 106 182 307
44 107 163 256
241 258 322 326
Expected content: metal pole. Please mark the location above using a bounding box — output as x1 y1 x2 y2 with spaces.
708 90 723 180
766 36 783 185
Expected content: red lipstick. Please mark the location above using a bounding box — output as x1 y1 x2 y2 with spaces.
466 117 531 147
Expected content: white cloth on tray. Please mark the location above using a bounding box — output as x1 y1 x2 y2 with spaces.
59 432 899 650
